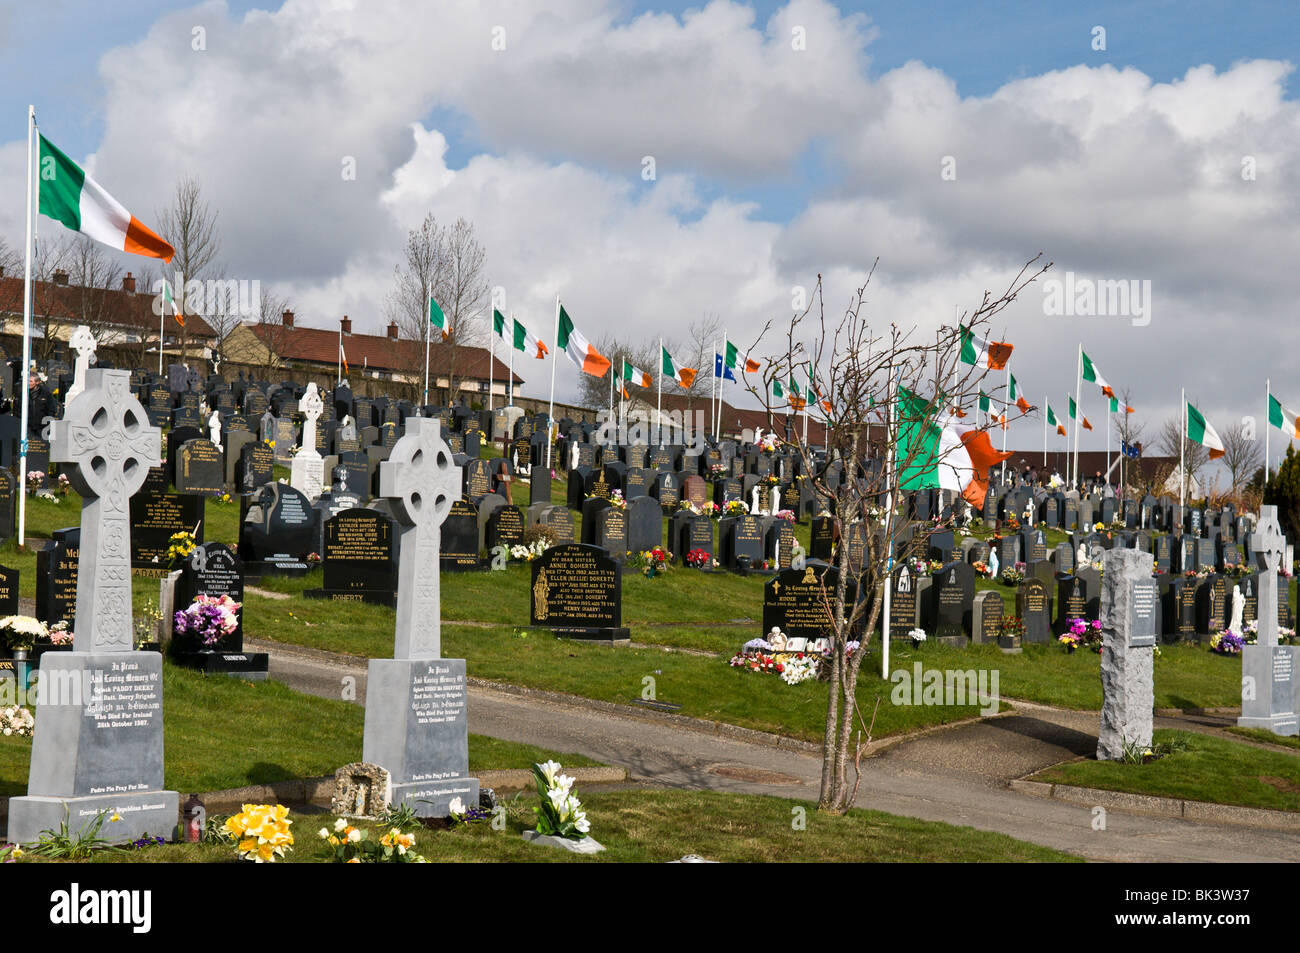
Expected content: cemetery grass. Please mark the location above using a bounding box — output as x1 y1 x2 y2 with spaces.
1227 727 1300 751
0 662 596 798
48 790 1080 863
1032 730 1300 813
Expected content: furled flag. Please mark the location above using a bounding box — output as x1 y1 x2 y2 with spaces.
1068 396 1093 430
161 278 183 327
958 325 1012 370
339 341 349 376
978 391 990 413
37 134 174 261
897 387 1013 507
714 353 737 382
613 365 629 400
492 308 507 342
1009 373 1031 414
557 305 610 377
788 377 805 411
1081 351 1114 398
772 379 784 399
1121 441 1141 458
1185 401 1226 459
724 340 761 374
1047 405 1065 436
1269 394 1300 439
622 358 652 389
661 346 697 388
428 295 448 340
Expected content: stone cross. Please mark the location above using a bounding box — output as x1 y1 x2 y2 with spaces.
379 417 462 660
65 325 96 403
1253 505 1285 648
51 368 160 652
300 383 323 451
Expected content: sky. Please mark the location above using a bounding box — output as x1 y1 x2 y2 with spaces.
1 0 1298 478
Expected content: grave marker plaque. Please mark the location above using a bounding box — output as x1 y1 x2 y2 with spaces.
306 508 398 607
530 543 627 639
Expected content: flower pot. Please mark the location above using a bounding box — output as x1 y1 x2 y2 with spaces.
10 648 28 661
997 635 1020 650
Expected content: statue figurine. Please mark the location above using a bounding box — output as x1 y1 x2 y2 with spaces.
1229 584 1244 636
767 627 787 651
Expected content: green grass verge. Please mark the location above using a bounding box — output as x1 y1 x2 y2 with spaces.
0 661 597 798
1227 726 1300 750
38 789 1079 863
1032 729 1300 813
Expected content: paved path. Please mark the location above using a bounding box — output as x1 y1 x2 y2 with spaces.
249 638 1300 862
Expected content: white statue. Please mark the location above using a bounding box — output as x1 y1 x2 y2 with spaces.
1229 584 1244 636
208 410 222 450
1077 543 1088 568
750 484 761 515
988 548 999 579
767 627 787 651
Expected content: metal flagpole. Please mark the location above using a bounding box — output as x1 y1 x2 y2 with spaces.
1042 394 1047 471
716 330 727 441
508 313 516 406
1001 363 1009 483
1071 343 1082 490
1180 387 1186 508
546 295 559 469
488 315 495 413
1266 378 1271 486
422 282 431 407
18 105 35 547
158 279 165 376
710 337 717 440
656 338 663 446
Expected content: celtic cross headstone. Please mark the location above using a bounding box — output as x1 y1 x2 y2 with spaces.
1239 506 1299 735
361 417 479 815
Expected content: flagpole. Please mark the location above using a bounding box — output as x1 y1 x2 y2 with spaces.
1180 387 1186 508
1042 394 1047 472
1072 343 1082 490
656 338 663 446
18 105 35 547
1001 364 1009 483
508 312 516 407
488 316 495 414
717 329 727 441
710 337 718 441
1266 378 1271 486
158 281 165 376
422 282 431 407
546 294 558 469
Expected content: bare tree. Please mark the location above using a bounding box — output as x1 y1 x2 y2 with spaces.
1157 415 1206 499
1220 421 1262 499
1112 387 1144 491
742 256 1049 814
156 177 221 364
65 236 125 345
386 214 490 404
254 288 293 377
29 237 72 365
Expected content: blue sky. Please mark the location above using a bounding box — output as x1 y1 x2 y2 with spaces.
4 0 1296 226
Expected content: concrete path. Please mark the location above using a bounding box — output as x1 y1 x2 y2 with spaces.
248 638 1300 862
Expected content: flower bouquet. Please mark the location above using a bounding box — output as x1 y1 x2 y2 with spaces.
530 761 591 841
166 530 197 567
707 463 727 479
685 548 711 569
723 499 749 517
222 804 294 863
173 595 241 650
700 501 720 519
999 563 1025 586
0 615 47 656
780 653 820 685
996 615 1025 649
632 547 671 577
774 509 796 522
1 705 34 738
1210 630 1245 656
607 489 627 510
318 817 424 864
971 560 990 578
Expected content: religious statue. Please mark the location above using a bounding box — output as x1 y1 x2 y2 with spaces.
1229 584 1244 636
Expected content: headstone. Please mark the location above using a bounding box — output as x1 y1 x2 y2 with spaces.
305 508 399 607
971 590 1003 646
175 438 225 496
1017 577 1052 644
238 482 318 574
1239 507 1300 736
484 504 525 553
530 543 627 639
238 441 274 494
889 565 919 640
440 500 480 571
36 534 78 627
8 369 179 846
925 562 974 642
171 542 268 677
763 564 854 641
625 496 662 554
362 418 479 818
1097 549 1157 760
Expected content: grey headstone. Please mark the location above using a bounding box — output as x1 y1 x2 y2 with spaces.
1097 548 1156 760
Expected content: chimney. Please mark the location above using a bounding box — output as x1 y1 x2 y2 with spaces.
52 269 69 285
121 272 136 293
282 309 294 328
387 321 399 340
341 315 352 335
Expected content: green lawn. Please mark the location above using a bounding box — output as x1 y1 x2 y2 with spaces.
1227 726 1300 751
0 661 597 798
35 789 1080 863
1033 729 1300 813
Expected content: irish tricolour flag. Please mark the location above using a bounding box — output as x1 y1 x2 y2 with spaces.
661 346 696 388
557 305 610 378
958 325 1012 370
1269 394 1300 440
494 310 548 358
1186 401 1225 459
897 387 1013 507
623 359 652 389
38 134 173 261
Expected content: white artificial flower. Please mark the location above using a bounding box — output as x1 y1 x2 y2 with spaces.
347 828 362 843
447 797 464 815
318 827 330 838
333 817 347 832
537 760 561 786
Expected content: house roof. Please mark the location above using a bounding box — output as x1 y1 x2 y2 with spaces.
643 389 829 445
247 322 523 384
0 275 217 338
